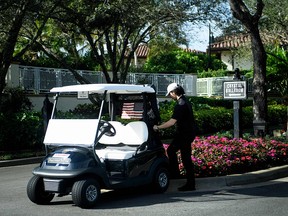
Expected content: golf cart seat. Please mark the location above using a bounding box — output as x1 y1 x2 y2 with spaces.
97 121 149 160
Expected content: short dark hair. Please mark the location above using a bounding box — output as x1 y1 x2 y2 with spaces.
172 85 185 96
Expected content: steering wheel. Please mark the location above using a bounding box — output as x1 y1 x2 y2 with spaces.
99 120 116 137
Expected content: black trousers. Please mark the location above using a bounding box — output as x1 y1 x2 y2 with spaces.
167 136 195 185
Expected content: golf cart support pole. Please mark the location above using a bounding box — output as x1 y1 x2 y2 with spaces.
92 90 107 159
44 93 59 156
51 93 59 119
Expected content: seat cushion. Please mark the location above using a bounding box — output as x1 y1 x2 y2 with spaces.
96 147 136 160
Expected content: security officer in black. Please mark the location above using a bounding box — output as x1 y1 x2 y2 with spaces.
153 83 196 191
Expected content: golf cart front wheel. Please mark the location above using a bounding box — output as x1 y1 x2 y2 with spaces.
153 167 169 193
72 178 100 209
27 175 55 205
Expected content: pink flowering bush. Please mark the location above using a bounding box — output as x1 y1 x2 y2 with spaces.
163 136 288 178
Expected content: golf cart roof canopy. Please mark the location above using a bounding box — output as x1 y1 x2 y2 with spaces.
50 83 155 94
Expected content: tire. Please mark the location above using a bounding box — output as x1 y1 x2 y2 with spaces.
72 179 100 209
153 167 169 193
27 175 54 205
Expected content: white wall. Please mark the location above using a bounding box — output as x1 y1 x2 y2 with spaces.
234 54 253 70
6 64 20 87
29 95 91 112
221 51 233 71
221 50 253 71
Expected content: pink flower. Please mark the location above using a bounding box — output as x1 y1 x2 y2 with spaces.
173 135 288 177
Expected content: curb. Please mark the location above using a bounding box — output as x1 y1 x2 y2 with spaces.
225 164 288 186
2 157 288 192
0 157 43 167
168 164 288 192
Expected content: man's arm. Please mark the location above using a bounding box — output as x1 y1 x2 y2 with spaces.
153 118 177 131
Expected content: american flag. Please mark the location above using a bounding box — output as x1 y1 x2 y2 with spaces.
121 102 143 119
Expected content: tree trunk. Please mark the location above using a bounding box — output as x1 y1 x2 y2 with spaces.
228 0 268 137
250 28 268 136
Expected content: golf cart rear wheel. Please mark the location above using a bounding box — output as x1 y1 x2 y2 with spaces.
153 167 169 193
72 179 100 209
27 175 55 205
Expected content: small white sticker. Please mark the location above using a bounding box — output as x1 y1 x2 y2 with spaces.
78 91 89 99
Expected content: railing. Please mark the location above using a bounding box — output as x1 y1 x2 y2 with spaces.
19 66 105 94
15 65 252 97
18 65 197 96
126 73 197 96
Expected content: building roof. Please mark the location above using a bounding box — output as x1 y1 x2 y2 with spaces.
182 48 206 54
210 34 250 50
135 44 150 58
127 44 205 58
124 44 149 58
210 32 287 51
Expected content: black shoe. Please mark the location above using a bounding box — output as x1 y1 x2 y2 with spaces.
178 184 196 191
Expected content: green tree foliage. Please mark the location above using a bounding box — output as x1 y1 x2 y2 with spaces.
257 0 288 44
143 49 227 74
0 0 60 96
0 87 32 113
266 46 288 96
0 88 42 151
41 0 227 83
0 0 230 92
12 0 229 84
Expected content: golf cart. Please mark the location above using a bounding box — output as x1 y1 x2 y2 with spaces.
27 83 170 209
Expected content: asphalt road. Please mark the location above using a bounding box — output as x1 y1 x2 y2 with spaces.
1 164 288 216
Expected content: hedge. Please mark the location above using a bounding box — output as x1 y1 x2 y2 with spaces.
0 112 43 151
159 103 287 139
0 103 286 152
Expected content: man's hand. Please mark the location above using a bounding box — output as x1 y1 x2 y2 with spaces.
153 125 159 131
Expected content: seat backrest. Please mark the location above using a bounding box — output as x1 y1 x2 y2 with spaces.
98 121 124 145
122 121 148 145
99 121 148 146
44 119 99 147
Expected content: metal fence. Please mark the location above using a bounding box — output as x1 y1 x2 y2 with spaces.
19 66 105 94
17 65 251 97
126 73 197 96
18 66 197 96
197 77 232 97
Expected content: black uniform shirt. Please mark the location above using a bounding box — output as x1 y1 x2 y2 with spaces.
171 95 196 140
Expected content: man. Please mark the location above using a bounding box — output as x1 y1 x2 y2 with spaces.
153 83 196 191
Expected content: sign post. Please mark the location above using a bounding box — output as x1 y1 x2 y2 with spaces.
223 78 247 139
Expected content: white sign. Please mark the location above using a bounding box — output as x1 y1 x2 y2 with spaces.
77 91 89 99
223 81 247 100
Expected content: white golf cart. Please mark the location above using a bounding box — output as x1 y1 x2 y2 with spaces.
27 83 170 209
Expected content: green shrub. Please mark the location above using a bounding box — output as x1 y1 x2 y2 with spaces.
56 103 101 119
267 104 287 125
0 88 43 151
1 93 285 152
194 108 233 134
188 96 253 109
158 99 287 139
0 111 43 151
70 103 101 118
0 87 32 113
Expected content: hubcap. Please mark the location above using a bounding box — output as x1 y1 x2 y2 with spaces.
86 185 98 202
158 172 168 188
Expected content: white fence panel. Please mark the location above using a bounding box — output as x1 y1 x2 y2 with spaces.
10 64 251 97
